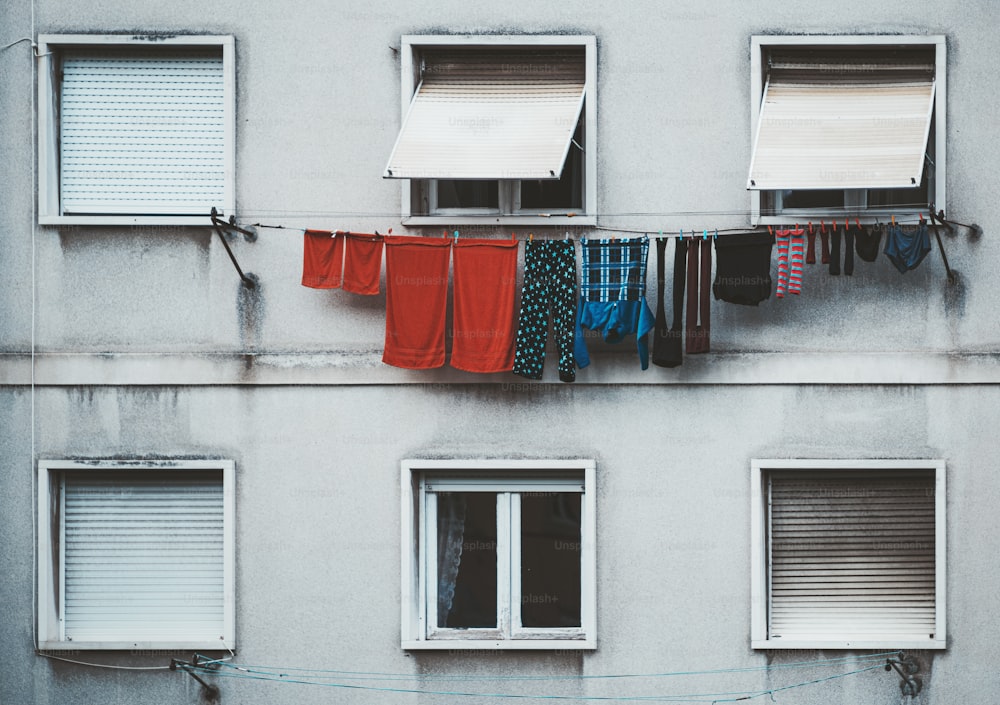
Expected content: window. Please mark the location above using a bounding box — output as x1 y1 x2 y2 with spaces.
748 36 946 225
37 459 235 650
386 36 597 226
401 459 596 649
37 35 235 225
751 459 946 650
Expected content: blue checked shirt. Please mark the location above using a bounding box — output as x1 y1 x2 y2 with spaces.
580 237 649 302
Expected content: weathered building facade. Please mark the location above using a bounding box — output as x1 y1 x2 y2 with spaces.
2 0 999 702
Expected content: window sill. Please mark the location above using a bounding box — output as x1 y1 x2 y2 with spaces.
38 640 236 651
752 638 946 650
752 208 932 228
39 215 221 227
402 215 596 228
403 638 595 651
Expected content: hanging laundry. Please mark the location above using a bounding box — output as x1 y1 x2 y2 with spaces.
829 225 854 276
884 223 932 273
342 232 385 295
513 239 578 382
451 238 519 374
652 237 686 368
855 224 883 263
575 236 656 370
685 237 712 353
805 226 817 264
820 227 831 264
301 230 343 289
712 231 775 306
382 236 452 369
774 227 804 297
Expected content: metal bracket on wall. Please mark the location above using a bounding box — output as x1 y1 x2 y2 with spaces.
210 207 257 288
885 654 922 697
170 655 221 702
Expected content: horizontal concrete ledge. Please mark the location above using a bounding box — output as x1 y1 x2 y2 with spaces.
1 351 1000 386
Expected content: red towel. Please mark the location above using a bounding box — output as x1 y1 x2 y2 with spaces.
342 233 384 295
301 230 343 288
383 236 452 369
451 238 519 373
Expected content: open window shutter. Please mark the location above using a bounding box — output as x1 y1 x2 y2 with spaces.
60 49 226 215
62 472 225 642
748 50 936 190
384 49 585 180
768 470 936 641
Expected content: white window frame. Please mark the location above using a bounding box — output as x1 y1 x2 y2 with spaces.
750 458 947 650
37 459 236 651
401 459 596 650
397 35 597 227
37 34 236 226
749 35 946 226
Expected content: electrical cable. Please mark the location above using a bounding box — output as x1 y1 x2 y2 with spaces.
38 653 173 671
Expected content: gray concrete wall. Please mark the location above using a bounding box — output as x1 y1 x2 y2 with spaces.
2 0 999 703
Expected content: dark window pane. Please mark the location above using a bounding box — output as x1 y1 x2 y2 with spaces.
436 492 497 628
779 189 844 209
437 180 499 210
520 119 584 210
520 492 581 628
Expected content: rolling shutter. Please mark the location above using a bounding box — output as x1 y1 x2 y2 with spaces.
384 49 585 180
748 50 935 190
768 470 937 641
59 49 227 215
62 472 225 642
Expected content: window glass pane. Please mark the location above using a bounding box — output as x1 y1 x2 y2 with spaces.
520 492 581 627
778 189 844 210
437 180 499 210
520 119 584 210
436 492 497 628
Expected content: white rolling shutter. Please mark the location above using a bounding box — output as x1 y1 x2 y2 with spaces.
748 51 936 190
384 50 585 180
62 472 225 643
59 49 227 215
768 470 937 641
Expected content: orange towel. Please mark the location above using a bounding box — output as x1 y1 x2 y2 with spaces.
301 230 343 288
342 233 384 295
383 236 452 369
451 239 519 373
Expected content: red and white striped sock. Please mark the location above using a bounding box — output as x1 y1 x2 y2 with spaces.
788 228 805 294
775 230 790 298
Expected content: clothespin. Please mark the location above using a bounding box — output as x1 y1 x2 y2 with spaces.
795 222 799 232
529 232 534 242
387 228 393 235
767 225 774 237
564 231 571 241
703 229 708 240
808 221 813 234
679 229 684 240
453 229 460 242
820 220 826 234
714 229 718 240
891 215 895 226
919 213 926 225
855 219 861 231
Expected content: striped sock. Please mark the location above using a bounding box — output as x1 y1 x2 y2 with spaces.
775 231 790 298
788 229 805 294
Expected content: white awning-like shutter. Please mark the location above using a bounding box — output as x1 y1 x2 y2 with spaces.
60 49 227 215
384 50 585 180
62 473 225 642
748 52 936 190
768 470 937 641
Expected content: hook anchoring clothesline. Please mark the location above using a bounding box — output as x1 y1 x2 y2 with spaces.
210 208 258 288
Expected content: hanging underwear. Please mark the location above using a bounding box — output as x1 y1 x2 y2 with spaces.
884 223 932 273
301 230 344 289
855 225 883 263
574 236 655 370
712 231 775 306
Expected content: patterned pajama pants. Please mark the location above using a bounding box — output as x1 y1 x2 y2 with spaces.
512 240 578 382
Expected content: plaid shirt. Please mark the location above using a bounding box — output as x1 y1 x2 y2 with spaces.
580 236 649 302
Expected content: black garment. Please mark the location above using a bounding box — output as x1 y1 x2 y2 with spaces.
884 223 932 273
855 225 882 262
828 227 855 276
652 237 685 368
712 232 775 306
